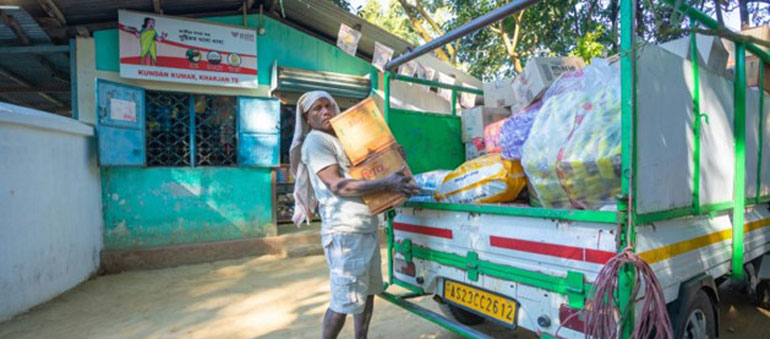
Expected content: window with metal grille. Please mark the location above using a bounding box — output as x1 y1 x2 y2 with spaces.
193 95 237 166
146 91 191 167
145 91 237 167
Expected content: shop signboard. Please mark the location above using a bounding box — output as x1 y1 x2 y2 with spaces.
119 10 258 88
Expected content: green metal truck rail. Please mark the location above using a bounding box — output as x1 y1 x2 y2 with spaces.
659 0 770 280
403 201 619 223
379 0 770 338
390 233 591 309
618 0 637 335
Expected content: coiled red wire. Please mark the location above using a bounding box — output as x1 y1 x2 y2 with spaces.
581 247 674 339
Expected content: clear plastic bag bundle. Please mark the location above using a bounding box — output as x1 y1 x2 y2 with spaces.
541 59 615 100
500 101 543 160
521 59 622 209
413 170 451 197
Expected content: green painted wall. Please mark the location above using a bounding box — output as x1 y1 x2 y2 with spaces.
389 110 465 174
93 29 119 73
92 14 380 250
94 15 375 85
101 167 274 250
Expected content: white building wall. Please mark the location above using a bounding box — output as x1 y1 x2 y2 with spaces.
0 103 103 321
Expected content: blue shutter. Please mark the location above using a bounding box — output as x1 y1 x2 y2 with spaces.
238 97 280 167
95 79 146 166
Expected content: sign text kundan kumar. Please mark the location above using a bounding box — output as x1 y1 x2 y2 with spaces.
118 10 258 88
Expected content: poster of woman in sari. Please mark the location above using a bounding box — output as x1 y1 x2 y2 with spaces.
133 18 167 65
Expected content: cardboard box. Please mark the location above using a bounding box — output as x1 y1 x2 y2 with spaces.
330 97 396 165
727 56 770 92
465 139 487 160
510 57 585 113
349 145 411 214
660 34 729 75
746 55 770 90
725 25 770 70
483 77 515 108
461 106 510 142
741 25 770 52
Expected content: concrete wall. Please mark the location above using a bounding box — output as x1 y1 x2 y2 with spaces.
0 103 103 321
101 167 274 251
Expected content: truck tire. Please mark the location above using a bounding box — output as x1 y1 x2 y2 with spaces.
437 301 486 326
757 280 770 310
673 290 717 339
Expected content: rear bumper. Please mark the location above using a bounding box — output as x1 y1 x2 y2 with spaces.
393 259 585 339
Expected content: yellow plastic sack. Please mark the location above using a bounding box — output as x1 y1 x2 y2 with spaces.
435 154 526 204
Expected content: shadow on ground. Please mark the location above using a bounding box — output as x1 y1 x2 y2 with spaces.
0 248 767 339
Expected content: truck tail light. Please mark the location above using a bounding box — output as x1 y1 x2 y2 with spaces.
559 304 585 333
394 258 416 277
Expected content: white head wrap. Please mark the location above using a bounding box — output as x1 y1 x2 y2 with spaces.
290 90 342 226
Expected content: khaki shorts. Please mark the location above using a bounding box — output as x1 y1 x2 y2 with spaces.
322 232 384 314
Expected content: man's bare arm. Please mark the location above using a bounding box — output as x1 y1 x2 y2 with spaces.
316 165 420 198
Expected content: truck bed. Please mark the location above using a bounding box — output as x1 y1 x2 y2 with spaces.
390 204 770 338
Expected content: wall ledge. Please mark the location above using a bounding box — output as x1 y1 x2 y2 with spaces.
100 230 318 273
0 103 94 136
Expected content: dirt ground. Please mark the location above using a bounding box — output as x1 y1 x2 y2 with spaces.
0 249 768 339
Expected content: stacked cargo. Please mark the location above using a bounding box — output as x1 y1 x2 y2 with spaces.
276 164 295 223
521 59 622 209
460 106 510 159
725 25 770 92
408 28 770 211
509 57 585 114
330 97 413 214
431 57 588 206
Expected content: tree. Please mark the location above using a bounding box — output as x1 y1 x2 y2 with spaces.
358 0 422 45
329 0 353 11
395 0 457 63
353 0 770 80
448 0 612 77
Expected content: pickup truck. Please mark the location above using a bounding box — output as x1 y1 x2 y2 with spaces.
377 1 770 338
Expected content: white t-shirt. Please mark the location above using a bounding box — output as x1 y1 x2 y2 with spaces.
301 130 378 234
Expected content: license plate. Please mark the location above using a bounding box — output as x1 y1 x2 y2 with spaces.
443 279 518 325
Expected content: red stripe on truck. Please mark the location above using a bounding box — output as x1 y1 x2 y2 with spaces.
392 223 453 239
489 236 614 264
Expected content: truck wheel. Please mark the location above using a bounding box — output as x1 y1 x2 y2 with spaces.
757 280 770 310
674 290 717 339
437 301 485 326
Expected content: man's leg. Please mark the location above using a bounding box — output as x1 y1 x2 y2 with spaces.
323 308 346 339
353 295 375 339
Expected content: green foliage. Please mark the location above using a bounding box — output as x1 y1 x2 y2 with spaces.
357 0 422 45
328 0 352 11
350 0 770 79
447 0 611 79
570 26 607 63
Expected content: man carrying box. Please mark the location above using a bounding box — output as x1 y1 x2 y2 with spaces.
290 91 419 339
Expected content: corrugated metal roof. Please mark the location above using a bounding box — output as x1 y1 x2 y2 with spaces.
2 0 479 114
0 91 69 114
9 0 417 61
37 0 245 25
0 6 70 114
275 0 480 86
0 7 51 44
278 0 413 60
